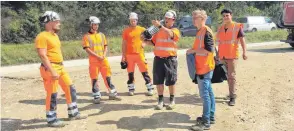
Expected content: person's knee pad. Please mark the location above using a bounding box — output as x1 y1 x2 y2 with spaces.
69 85 77 102
50 93 58 110
91 79 100 92
106 77 115 89
127 72 135 84
141 72 151 84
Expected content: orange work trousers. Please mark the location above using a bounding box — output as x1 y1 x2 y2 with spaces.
89 59 112 89
126 53 148 73
40 63 78 122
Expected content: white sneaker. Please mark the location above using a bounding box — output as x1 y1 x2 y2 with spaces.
146 89 154 96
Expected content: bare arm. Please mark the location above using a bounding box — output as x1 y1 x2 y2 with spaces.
161 26 174 38
84 48 102 60
187 48 210 55
239 37 248 60
37 48 58 79
239 37 246 53
143 40 154 46
104 45 108 58
152 20 174 38
122 40 127 57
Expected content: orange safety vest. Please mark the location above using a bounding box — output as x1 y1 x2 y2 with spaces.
153 29 178 57
216 22 241 59
193 26 215 75
86 32 105 62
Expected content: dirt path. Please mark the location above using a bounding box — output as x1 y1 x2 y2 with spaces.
1 43 294 131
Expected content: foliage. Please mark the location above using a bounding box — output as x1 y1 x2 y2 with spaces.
1 1 283 43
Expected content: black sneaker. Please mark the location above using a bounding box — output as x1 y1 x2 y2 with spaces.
228 98 235 106
191 117 210 131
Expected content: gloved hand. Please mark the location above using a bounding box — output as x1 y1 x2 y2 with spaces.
120 61 128 69
142 30 153 40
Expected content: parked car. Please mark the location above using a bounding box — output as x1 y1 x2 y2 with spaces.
235 16 277 32
176 15 212 37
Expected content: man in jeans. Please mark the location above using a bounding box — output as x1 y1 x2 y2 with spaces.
187 9 215 131
216 9 247 106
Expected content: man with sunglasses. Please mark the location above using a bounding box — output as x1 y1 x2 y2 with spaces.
143 10 181 110
216 9 247 106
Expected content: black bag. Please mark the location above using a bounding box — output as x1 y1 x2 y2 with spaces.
193 48 227 84
211 59 227 83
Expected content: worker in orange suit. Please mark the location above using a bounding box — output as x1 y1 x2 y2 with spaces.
216 9 247 106
35 11 87 127
121 12 154 96
82 16 121 104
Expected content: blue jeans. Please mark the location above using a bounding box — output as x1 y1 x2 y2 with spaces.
197 71 215 123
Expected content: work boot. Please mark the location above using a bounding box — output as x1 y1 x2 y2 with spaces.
68 113 88 121
146 89 154 96
128 84 135 96
210 117 215 124
109 95 122 101
93 97 101 104
190 117 210 131
154 101 164 110
48 119 66 127
228 98 235 106
166 100 176 110
145 83 154 96
109 89 122 101
128 89 135 96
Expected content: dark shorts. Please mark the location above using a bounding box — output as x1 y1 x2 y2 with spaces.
153 56 178 86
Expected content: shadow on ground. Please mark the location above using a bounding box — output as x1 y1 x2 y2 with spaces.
97 112 194 131
1 118 47 131
141 93 227 105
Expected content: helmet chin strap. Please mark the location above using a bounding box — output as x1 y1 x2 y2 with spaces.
90 24 98 33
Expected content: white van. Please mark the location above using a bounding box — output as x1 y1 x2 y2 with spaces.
236 16 277 32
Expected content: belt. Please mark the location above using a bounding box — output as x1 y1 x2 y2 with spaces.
41 62 63 67
155 56 177 59
51 62 63 65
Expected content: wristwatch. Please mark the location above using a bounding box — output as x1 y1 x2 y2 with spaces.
158 25 162 29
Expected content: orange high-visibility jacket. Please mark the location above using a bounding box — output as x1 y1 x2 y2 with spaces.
82 32 107 63
216 22 242 59
152 28 180 57
193 26 215 75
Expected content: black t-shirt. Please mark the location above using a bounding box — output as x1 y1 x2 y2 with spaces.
224 27 245 38
204 31 214 52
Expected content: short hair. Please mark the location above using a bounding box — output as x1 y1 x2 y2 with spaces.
192 9 207 20
221 9 233 15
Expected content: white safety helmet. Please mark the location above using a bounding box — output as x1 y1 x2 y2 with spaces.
165 10 177 19
88 16 101 24
39 11 61 23
129 12 138 20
